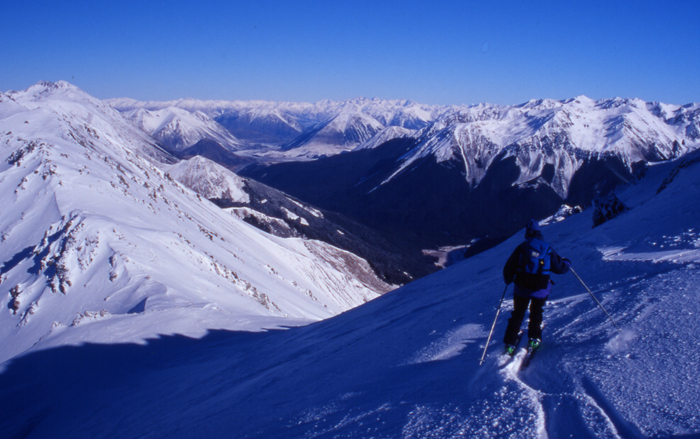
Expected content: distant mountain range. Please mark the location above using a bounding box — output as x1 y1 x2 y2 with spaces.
107 94 700 162
238 96 700 256
106 92 700 266
106 96 463 157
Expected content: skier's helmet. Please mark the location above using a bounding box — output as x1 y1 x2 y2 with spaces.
525 219 541 238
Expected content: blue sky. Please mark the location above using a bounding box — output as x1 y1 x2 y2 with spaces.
2 0 699 105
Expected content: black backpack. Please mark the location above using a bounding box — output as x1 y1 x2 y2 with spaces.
514 237 551 290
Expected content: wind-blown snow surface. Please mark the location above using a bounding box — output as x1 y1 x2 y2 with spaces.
0 81 389 366
1 103 699 437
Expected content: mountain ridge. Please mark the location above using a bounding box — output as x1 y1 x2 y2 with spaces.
240 94 698 257
108 93 700 164
0 81 393 364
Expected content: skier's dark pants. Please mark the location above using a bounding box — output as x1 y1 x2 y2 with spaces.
503 295 547 345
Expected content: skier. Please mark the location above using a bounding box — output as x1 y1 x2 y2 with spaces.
502 219 570 355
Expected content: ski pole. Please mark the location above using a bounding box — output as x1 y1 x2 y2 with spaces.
479 284 509 365
570 267 621 331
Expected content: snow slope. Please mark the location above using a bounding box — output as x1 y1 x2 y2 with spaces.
165 155 425 285
381 96 699 198
0 81 391 366
166 155 250 203
279 111 386 158
353 125 414 151
125 106 243 152
1 101 699 437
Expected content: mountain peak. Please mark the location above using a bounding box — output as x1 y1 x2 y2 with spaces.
25 80 84 96
567 95 596 106
8 80 102 109
517 98 563 110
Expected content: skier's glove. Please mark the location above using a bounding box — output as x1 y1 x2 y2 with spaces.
562 258 571 268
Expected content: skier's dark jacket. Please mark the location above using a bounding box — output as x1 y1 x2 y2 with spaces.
503 228 570 299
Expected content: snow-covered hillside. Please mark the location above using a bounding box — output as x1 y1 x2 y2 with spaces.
279 111 386 158
353 125 414 151
166 155 250 203
0 81 392 366
125 106 243 152
1 93 699 437
384 96 699 197
166 155 426 285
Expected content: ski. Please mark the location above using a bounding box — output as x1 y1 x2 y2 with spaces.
520 345 537 370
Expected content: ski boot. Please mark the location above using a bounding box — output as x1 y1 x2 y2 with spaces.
505 344 517 356
528 338 541 350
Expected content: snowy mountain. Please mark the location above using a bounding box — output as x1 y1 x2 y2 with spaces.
109 95 700 167
166 155 250 203
0 81 392 365
2 117 699 438
385 96 696 197
353 125 415 151
107 97 317 147
242 96 700 258
215 106 307 146
124 106 243 153
279 111 386 158
107 96 455 156
166 156 431 284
